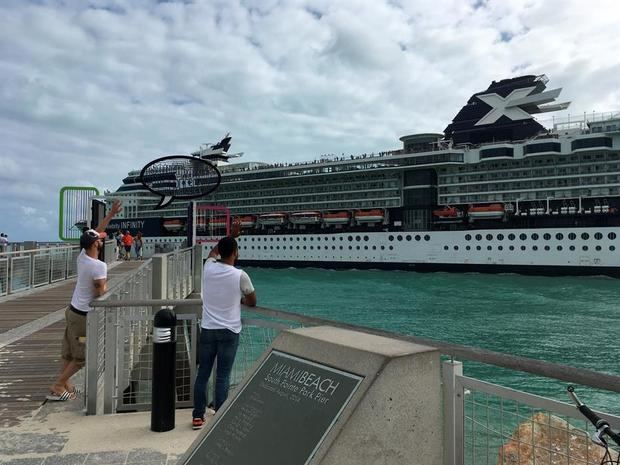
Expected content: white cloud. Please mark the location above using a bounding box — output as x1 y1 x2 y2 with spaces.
0 0 619 241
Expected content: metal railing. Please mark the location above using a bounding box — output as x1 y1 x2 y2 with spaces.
0 241 117 297
0 245 81 296
83 296 620 464
86 260 153 415
85 248 196 415
166 247 193 300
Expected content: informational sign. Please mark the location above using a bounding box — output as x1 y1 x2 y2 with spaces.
139 156 221 209
184 351 363 465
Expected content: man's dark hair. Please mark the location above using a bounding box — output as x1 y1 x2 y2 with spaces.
218 236 238 259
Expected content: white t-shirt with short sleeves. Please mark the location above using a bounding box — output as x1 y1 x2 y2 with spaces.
201 258 255 333
70 250 107 312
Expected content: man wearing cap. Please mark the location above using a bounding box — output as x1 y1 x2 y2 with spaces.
48 200 122 401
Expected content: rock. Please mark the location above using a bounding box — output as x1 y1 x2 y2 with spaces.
497 412 619 465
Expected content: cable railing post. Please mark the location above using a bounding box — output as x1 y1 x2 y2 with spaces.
151 255 167 300
85 307 100 415
103 302 119 414
443 360 463 465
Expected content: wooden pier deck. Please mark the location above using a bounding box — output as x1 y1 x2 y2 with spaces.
0 261 144 427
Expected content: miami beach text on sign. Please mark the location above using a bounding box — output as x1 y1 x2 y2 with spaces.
264 361 341 404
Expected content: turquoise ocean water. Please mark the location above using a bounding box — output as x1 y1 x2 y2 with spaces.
245 267 620 416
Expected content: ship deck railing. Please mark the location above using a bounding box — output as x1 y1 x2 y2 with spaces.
82 245 620 465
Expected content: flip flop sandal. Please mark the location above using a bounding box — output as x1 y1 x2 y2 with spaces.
46 390 76 401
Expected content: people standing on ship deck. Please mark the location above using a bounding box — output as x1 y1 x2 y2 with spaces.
0 233 7 252
191 219 257 430
122 230 133 260
48 200 122 401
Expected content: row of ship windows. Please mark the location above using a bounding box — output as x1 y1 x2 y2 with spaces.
240 244 616 252
241 232 618 243
464 232 617 241
446 245 615 252
242 245 396 251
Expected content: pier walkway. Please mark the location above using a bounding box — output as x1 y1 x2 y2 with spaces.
0 261 199 465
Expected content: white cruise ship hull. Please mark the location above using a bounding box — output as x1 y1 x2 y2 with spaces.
193 226 620 276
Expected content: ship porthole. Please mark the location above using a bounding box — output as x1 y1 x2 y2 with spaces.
610 245 616 251
544 246 550 251
556 233 564 240
608 232 617 240
582 245 589 251
557 246 563 251
581 233 589 240
595 232 603 240
444 246 449 250
424 235 430 241
568 233 576 240
569 245 576 251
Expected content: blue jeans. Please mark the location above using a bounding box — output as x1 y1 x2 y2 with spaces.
192 328 240 418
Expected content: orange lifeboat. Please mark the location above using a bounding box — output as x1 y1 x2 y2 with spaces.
289 211 322 225
163 219 184 231
210 217 228 228
468 204 505 219
238 215 257 228
258 213 287 225
322 211 351 225
432 206 463 220
354 209 384 224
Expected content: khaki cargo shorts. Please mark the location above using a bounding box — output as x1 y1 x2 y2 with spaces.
61 307 87 366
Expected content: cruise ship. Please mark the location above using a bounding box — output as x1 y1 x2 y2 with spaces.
106 74 620 276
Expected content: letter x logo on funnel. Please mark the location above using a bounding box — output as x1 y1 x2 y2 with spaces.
139 155 221 209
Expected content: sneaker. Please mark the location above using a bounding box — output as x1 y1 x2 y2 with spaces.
192 417 205 430
207 407 216 416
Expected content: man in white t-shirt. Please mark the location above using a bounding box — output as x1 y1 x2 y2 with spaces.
192 221 256 429
48 200 122 401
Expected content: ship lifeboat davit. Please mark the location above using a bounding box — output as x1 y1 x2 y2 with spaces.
238 215 257 228
163 219 184 231
432 206 463 221
468 204 505 219
354 209 384 224
322 211 351 225
289 211 322 225
258 213 287 226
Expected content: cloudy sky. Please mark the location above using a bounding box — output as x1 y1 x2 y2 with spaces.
1 0 618 241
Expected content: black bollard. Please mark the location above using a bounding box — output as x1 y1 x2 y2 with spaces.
151 308 177 432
